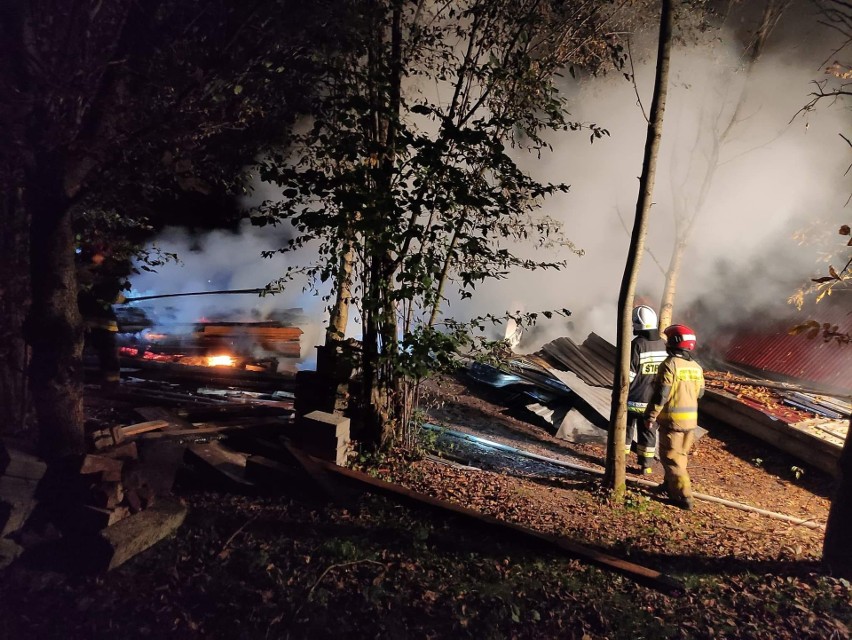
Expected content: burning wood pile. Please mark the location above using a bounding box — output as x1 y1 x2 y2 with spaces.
118 321 302 374
0 314 319 572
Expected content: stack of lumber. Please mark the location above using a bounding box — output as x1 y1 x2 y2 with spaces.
73 444 153 532
195 322 302 357
0 443 47 567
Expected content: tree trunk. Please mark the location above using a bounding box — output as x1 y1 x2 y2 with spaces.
604 0 673 497
326 231 355 343
659 0 781 327
0 185 32 435
26 170 86 460
359 0 402 450
657 239 686 332
823 418 852 578
373 0 403 448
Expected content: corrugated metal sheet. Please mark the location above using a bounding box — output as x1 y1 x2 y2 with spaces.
722 305 852 394
537 333 615 387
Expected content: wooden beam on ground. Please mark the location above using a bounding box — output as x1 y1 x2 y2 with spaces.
281 441 348 501
245 455 300 487
178 403 294 422
185 442 254 487
136 405 256 488
135 416 292 441
302 454 684 594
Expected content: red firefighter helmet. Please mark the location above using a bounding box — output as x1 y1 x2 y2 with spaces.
664 324 697 351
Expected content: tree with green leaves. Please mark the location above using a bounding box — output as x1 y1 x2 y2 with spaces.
0 0 327 459
254 0 616 448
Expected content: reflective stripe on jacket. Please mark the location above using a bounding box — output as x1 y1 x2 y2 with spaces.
627 331 667 414
84 317 119 332
644 354 705 431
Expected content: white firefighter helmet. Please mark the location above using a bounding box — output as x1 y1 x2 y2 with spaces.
632 305 658 332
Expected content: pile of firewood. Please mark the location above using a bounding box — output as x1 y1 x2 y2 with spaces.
73 436 158 533
0 443 46 568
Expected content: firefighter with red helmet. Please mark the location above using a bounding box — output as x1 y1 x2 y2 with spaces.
625 305 668 475
643 323 705 510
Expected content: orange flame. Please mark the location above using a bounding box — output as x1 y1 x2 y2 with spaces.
206 355 235 367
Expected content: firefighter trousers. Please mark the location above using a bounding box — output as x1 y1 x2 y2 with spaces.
659 427 695 502
625 412 657 466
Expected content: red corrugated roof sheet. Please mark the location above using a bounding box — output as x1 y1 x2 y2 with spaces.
722 304 852 393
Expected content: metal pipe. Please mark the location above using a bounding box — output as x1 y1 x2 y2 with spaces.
123 288 269 303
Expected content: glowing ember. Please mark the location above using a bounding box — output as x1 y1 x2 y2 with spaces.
206 355 235 367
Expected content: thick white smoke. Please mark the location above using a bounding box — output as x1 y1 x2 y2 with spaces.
450 15 851 350
131 8 850 362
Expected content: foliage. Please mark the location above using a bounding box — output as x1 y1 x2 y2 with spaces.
788 224 852 343
253 0 614 446
799 1 852 189
1 0 331 265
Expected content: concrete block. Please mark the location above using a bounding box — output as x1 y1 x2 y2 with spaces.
301 411 350 439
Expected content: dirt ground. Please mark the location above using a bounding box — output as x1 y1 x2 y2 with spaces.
420 372 834 518
0 372 849 639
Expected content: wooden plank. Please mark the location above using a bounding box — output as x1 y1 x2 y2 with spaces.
79 454 124 481
74 505 131 532
184 442 254 487
306 455 683 594
95 497 187 571
122 359 296 392
178 403 294 422
700 390 840 476
133 416 293 440
120 420 169 437
281 441 345 500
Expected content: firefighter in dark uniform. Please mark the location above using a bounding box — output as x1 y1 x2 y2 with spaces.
644 324 705 510
77 246 127 387
624 305 668 475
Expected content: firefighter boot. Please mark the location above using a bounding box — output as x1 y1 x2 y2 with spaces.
640 459 654 476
